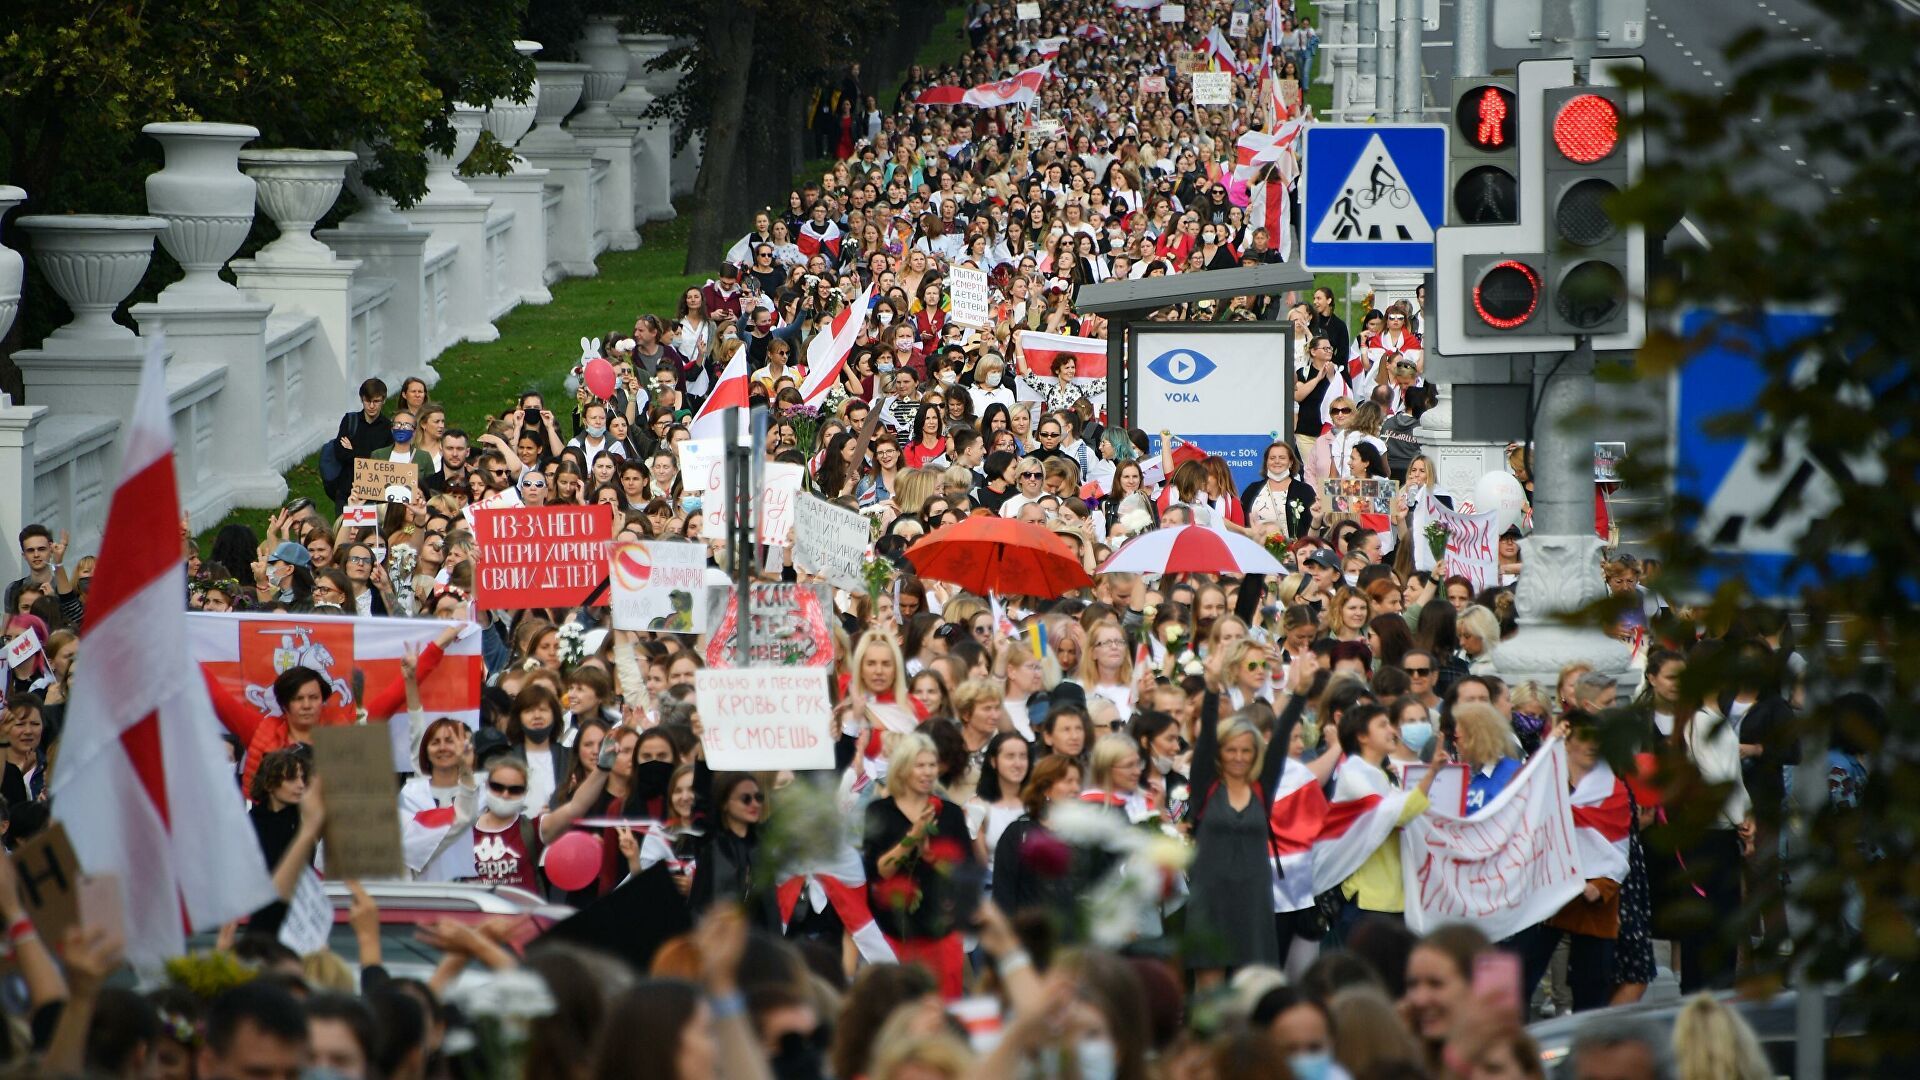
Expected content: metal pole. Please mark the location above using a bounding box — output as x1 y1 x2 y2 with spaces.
1356 0 1378 84
724 408 751 663
1529 338 1594 537
1453 0 1487 77
1395 0 1423 120
1375 0 1396 119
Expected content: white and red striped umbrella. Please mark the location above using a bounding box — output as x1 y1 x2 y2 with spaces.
1095 525 1287 577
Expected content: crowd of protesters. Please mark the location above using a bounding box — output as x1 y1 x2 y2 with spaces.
0 0 1877 1078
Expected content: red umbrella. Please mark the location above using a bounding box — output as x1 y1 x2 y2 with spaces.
904 515 1093 598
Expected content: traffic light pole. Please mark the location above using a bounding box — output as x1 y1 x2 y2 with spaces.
1375 0 1395 119
1394 0 1423 120
1453 0 1487 78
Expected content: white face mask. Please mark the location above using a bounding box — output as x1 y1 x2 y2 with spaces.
1152 754 1176 775
1267 468 1289 482
1074 1038 1118 1080
486 794 525 819
939 371 958 385
877 312 893 325
984 372 1002 387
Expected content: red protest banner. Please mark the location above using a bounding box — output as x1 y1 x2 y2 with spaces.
473 504 614 610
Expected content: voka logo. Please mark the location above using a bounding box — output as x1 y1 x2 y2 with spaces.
1146 348 1217 386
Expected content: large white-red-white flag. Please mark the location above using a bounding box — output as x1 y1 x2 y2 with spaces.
51 334 276 965
796 220 843 260
688 347 753 440
801 287 877 405
775 843 897 963
1202 26 1241 74
915 64 1053 109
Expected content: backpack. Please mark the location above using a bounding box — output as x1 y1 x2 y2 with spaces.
1382 413 1422 480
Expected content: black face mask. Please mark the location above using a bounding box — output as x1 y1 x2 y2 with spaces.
631 759 675 802
522 724 552 745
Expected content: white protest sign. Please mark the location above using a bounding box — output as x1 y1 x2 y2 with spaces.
1229 10 1250 36
695 667 836 770
678 438 725 493
792 494 872 594
1016 1 1041 19
1411 492 1500 592
5 627 41 670
757 462 806 546
1139 74 1168 94
277 870 333 957
949 266 991 328
1189 70 1232 106
1160 3 1186 22
1026 117 1063 140
1400 740 1588 944
610 540 709 634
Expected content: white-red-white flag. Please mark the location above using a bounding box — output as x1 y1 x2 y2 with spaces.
1016 330 1108 378
796 220 843 260
1570 761 1632 884
914 64 1052 109
1248 175 1292 261
51 333 276 966
800 287 876 405
1203 26 1241 74
687 346 753 441
775 843 896 963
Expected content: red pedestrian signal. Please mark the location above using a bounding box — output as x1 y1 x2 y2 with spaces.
1551 93 1620 164
1455 85 1516 152
1449 78 1519 226
1473 260 1542 330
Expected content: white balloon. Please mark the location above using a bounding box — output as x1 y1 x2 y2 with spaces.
1471 471 1528 535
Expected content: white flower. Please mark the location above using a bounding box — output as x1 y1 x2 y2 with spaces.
1182 659 1204 676
1169 784 1190 805
444 969 557 1022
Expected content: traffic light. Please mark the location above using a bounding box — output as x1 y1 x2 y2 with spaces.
1430 57 1645 357
1542 86 1631 334
1449 77 1519 225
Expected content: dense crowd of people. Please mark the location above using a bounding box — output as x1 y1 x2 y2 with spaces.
0 0 1875 1078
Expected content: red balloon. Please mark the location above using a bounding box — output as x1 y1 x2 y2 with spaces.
541 829 602 891
584 356 617 400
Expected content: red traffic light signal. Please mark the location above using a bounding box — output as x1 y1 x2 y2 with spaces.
1551 93 1620 164
1456 85 1516 151
1473 260 1542 330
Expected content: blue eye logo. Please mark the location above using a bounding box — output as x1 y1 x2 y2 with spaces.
1146 348 1216 386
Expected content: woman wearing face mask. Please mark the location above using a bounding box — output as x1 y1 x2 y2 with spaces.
369 409 434 485
399 717 478 882
1129 709 1189 824
1242 441 1319 543
504 684 570 814
863 733 978 999
1389 694 1437 763
1196 220 1239 271
468 750 609 891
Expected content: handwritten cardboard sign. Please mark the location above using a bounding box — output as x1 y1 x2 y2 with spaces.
350 459 420 505
312 725 405 880
1160 3 1186 22
695 667 835 771
1015 1 1041 19
1139 74 1168 94
677 439 724 493
1190 70 1232 106
792 494 872 595
704 583 835 668
610 540 709 634
472 504 614 610
949 266 991 328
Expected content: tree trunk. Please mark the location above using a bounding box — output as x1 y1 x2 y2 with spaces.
682 0 759 275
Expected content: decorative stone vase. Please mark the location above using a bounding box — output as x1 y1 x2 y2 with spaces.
487 40 543 172
141 122 260 301
611 34 659 126
341 143 409 228
521 62 588 153
626 34 678 96
17 215 168 343
238 149 358 263
0 187 25 344
422 103 487 201
573 16 630 129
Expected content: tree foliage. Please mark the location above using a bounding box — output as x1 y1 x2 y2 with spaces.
1608 0 1920 1052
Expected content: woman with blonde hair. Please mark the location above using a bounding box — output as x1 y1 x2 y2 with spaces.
1319 586 1373 643
995 637 1054 741
1216 638 1273 711
893 466 939 516
1457 604 1503 675
862 731 978 999
1185 683 1282 985
1453 702 1521 815
1080 732 1148 821
1672 992 1772 1080
1077 619 1140 722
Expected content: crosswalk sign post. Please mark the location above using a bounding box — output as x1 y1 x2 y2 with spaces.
1301 124 1449 272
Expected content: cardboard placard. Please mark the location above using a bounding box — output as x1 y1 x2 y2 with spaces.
312 725 406 880
1139 74 1169 94
1229 10 1250 36
1189 70 1233 106
704 583 835 668
610 540 709 634
792 494 872 594
1174 50 1208 74
1329 476 1399 514
948 266 992 329
472 504 614 610
1160 3 1186 22
695 668 836 771
277 869 333 956
7 822 81 947
350 459 420 506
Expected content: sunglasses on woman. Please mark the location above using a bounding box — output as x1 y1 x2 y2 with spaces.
489 781 528 796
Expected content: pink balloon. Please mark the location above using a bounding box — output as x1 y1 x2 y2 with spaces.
584 357 617 401
541 830 602 891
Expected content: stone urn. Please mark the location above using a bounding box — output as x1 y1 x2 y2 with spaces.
487 40 544 172
0 187 25 344
421 103 487 201
611 34 660 126
627 34 679 96
16 215 168 343
521 62 588 153
340 143 410 229
238 149 358 263
573 16 631 129
141 121 260 301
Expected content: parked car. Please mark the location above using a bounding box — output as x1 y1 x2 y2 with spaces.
1529 986 1871 1078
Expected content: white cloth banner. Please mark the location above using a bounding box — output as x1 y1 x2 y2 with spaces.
1400 740 1587 943
1411 490 1500 592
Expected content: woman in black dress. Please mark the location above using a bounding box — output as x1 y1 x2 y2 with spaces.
862 732 978 1000
1184 688 1284 987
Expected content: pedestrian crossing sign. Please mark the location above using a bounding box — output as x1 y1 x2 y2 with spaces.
1301 124 1448 272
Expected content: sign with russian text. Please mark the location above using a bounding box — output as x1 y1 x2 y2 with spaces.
473 504 614 609
1411 491 1499 592
610 541 709 634
1190 71 1232 106
1160 3 1186 22
704 583 835 668
949 266 991 328
695 667 835 771
678 439 724 493
350 459 420 505
1401 740 1585 943
792 494 872 594
313 725 406 880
